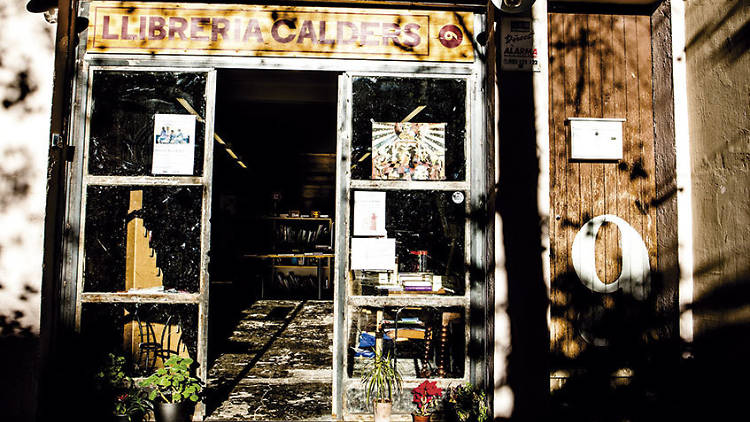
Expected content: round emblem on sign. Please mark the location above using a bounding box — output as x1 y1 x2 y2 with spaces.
439 25 464 48
451 191 465 204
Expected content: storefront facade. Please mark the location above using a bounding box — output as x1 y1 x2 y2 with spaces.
38 0 685 420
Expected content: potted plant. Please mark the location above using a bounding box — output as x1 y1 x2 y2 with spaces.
139 355 204 422
94 353 153 422
113 389 153 422
444 383 489 422
361 351 403 422
411 380 442 422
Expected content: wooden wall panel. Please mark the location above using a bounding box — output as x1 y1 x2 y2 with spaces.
547 13 658 363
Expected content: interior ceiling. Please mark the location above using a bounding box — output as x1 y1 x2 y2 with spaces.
217 69 338 105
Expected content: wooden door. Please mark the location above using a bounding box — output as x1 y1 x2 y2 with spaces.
547 12 658 397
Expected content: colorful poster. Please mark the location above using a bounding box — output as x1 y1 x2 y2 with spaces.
371 122 446 181
151 114 196 175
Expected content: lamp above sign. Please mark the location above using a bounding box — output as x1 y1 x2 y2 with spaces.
568 117 625 161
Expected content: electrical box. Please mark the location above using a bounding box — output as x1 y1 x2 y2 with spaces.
569 117 625 161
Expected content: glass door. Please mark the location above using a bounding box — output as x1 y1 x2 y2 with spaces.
74 68 215 419
334 73 478 419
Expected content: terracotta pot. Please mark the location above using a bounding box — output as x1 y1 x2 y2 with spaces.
412 414 431 422
373 400 392 422
153 401 194 422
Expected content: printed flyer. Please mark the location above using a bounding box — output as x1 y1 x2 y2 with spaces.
151 114 197 175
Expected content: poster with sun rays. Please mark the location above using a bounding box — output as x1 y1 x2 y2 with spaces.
371 122 446 181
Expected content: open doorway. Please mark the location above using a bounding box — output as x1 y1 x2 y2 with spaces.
205 69 338 421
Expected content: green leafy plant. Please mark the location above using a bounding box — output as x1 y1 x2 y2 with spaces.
114 389 153 421
361 351 403 405
444 383 489 422
94 353 153 420
95 353 130 391
139 356 204 404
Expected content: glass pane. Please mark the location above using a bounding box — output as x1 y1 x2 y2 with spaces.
349 190 466 296
80 303 199 377
88 71 207 176
84 185 202 293
347 306 465 379
351 77 467 181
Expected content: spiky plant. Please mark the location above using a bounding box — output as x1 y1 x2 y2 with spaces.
361 351 403 406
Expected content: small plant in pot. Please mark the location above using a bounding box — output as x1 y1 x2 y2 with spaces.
139 355 204 422
361 351 402 422
444 383 489 422
411 380 442 422
113 389 153 422
94 353 153 421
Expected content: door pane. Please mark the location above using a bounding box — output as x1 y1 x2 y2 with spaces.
88 71 207 176
348 305 465 380
348 190 466 296
350 77 467 181
81 303 199 377
83 185 203 293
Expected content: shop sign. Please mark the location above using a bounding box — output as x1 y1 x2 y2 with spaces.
87 2 475 62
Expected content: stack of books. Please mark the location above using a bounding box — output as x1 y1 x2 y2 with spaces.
399 273 433 291
354 271 401 291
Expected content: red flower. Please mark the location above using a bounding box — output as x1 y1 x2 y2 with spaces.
411 380 442 415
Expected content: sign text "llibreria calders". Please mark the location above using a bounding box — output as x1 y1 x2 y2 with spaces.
87 2 475 62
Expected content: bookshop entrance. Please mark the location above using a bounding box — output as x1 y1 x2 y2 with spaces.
66 5 485 421
205 69 338 420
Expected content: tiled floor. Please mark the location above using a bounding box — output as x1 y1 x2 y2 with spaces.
205 300 333 421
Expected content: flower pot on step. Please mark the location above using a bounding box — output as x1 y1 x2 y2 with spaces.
412 414 431 422
374 400 392 422
153 401 194 422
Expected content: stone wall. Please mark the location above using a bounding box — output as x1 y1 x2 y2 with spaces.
685 0 750 417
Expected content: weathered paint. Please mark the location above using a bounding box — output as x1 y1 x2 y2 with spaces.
86 2 476 62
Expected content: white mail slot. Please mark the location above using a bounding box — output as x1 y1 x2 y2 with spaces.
569 117 625 161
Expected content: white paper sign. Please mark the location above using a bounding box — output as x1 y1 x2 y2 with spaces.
353 191 387 236
500 18 540 72
152 114 197 175
351 237 397 271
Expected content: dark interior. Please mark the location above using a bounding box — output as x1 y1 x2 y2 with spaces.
208 69 338 290
206 69 338 406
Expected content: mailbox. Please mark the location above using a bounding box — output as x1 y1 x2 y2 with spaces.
568 117 625 161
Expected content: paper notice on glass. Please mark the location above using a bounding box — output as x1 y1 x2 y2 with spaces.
350 238 396 271
353 191 386 236
152 114 197 175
